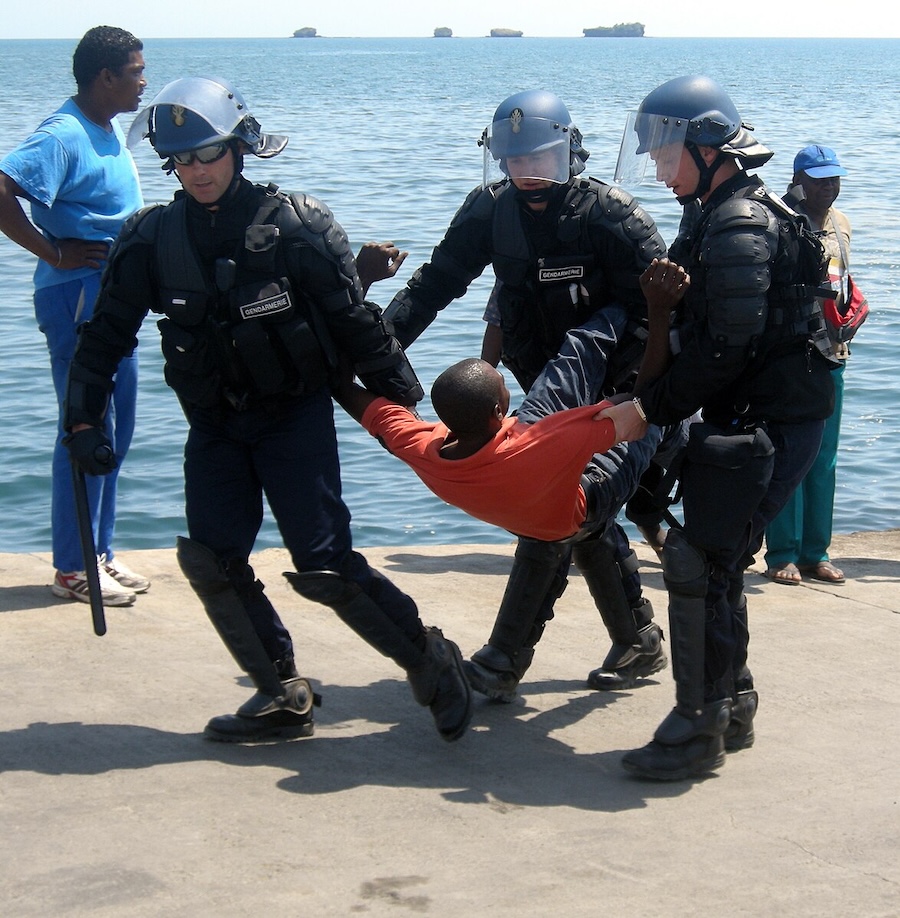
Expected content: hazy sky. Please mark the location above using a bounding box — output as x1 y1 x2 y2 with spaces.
3 0 897 40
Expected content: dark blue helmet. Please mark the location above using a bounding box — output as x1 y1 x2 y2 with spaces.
616 75 772 188
482 90 589 187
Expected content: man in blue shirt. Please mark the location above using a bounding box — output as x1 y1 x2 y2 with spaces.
0 26 148 606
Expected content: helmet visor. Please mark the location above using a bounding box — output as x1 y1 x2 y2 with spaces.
614 111 689 187
482 116 571 187
128 77 261 155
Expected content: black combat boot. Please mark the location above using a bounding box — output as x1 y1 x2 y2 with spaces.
622 700 731 780
465 645 535 703
573 535 667 690
204 675 317 742
407 627 473 742
724 689 759 751
622 529 728 780
176 538 318 744
587 611 668 690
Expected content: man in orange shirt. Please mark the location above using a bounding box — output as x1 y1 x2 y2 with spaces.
338 260 688 699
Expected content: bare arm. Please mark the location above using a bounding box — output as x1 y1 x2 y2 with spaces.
0 172 109 270
0 172 60 265
599 258 689 442
633 257 689 393
480 322 502 366
330 354 379 423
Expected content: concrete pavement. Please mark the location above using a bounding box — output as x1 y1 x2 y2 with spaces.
1 530 898 916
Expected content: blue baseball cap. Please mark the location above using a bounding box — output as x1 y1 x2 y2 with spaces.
793 144 847 178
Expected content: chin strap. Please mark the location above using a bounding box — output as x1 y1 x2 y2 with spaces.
677 144 729 205
514 179 569 208
518 186 554 205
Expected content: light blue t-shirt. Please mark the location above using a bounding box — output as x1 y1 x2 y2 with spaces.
0 97 143 290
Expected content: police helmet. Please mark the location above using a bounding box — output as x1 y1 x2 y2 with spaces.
615 75 772 187
481 90 589 187
127 76 288 160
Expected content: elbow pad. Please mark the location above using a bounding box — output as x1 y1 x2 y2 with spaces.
354 337 423 406
382 291 434 349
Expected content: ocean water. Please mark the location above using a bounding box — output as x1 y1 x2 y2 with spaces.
0 36 898 553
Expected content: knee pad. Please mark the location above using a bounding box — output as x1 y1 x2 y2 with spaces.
176 537 284 698
515 537 569 568
285 568 360 606
661 528 709 599
176 536 230 596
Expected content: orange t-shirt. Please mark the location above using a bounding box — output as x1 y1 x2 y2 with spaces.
361 398 616 541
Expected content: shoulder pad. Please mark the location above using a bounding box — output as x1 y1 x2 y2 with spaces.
106 203 164 264
575 177 666 263
120 203 164 244
285 191 336 236
706 197 773 236
448 183 499 228
578 177 636 221
282 191 358 288
280 191 364 297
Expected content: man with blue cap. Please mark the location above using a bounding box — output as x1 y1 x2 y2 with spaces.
764 145 852 586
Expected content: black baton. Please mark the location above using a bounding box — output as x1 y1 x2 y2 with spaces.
70 458 107 636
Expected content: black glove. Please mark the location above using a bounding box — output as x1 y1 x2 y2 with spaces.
64 427 118 476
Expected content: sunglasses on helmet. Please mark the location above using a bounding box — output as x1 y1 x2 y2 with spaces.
171 142 230 167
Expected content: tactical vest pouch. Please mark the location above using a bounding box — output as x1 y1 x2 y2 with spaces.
159 290 210 326
275 320 328 394
229 278 328 397
157 318 224 409
231 321 288 395
228 280 292 396
681 422 774 555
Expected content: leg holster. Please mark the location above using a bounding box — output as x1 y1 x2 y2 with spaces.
681 422 775 555
661 528 710 714
284 551 424 672
176 536 285 699
481 537 570 678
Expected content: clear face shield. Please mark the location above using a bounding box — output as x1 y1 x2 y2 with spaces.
614 111 690 187
482 115 571 188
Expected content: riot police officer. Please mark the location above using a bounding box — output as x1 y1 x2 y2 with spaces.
384 90 672 700
64 77 472 744
605 75 835 779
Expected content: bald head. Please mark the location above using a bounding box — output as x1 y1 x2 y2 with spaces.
431 358 506 437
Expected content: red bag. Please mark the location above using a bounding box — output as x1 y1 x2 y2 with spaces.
822 273 869 345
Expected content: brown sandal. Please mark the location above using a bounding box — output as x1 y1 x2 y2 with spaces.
765 563 802 585
799 561 845 584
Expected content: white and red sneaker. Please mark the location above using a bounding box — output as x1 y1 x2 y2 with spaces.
100 553 150 593
52 567 136 607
